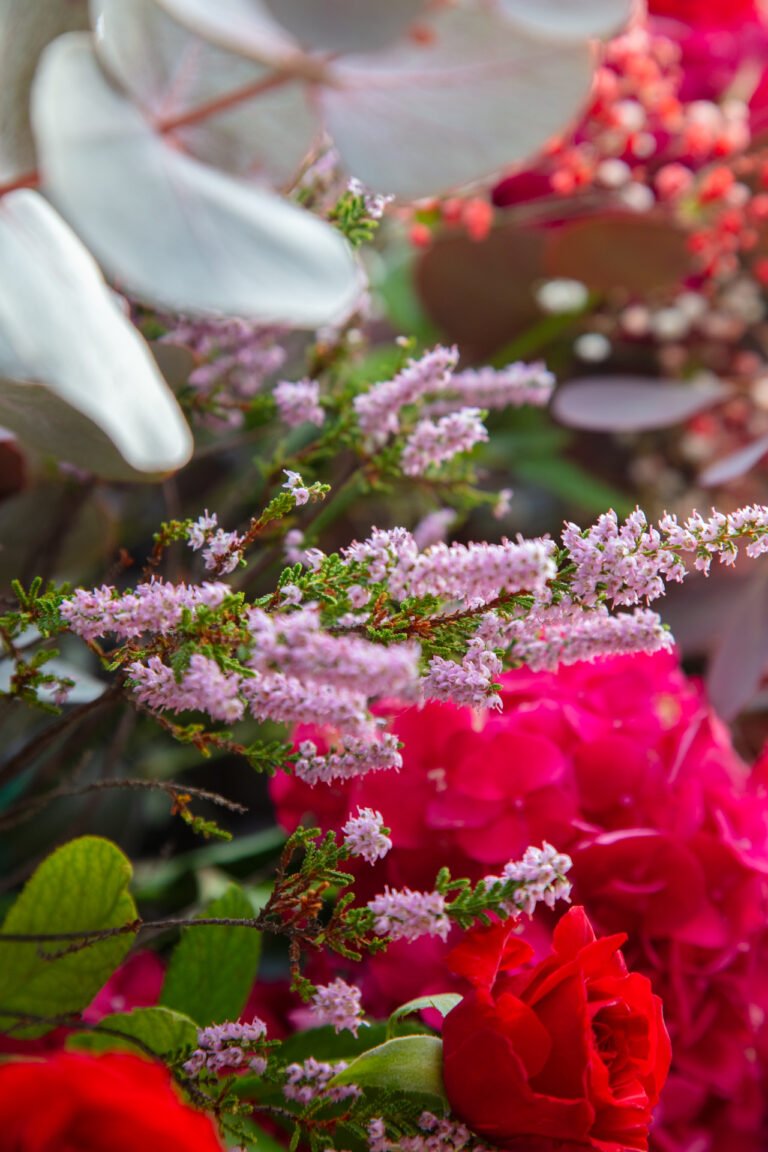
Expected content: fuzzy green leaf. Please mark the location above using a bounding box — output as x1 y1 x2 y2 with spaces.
0 836 137 1036
387 994 462 1039
329 1035 448 1105
67 1005 198 1057
159 884 261 1026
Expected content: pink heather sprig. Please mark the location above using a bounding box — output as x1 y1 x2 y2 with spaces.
283 1058 360 1105
186 510 245 574
128 654 245 724
273 378 325 428
484 842 573 917
310 978 366 1036
498 603 673 672
367 887 451 943
353 345 459 445
294 733 402 785
399 1111 494 1152
342 527 557 606
241 671 371 732
246 606 420 698
426 361 555 415
183 1017 268 1078
348 177 394 220
421 640 503 711
160 315 286 427
562 505 768 607
400 408 488 477
390 536 558 604
61 580 231 642
368 1118 393 1152
342 807 392 864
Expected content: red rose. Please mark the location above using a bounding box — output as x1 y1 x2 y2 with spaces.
0 1051 223 1151
442 907 671 1152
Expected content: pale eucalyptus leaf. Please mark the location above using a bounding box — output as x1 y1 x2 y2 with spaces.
0 0 89 184
31 35 360 326
0 190 192 477
263 0 427 54
552 376 730 432
91 0 315 182
321 7 593 199
498 0 635 42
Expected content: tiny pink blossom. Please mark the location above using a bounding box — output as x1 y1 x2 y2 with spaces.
367 886 451 943
311 979 365 1036
274 378 325 428
283 469 310 505
342 807 392 864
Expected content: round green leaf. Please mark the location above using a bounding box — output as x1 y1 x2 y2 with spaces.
0 836 138 1037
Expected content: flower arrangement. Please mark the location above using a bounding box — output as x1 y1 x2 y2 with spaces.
3 3 768 1151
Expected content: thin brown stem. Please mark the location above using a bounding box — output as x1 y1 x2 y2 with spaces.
0 678 125 785
0 777 247 832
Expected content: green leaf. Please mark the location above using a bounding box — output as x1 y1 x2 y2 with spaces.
0 836 137 1036
387 994 462 1039
159 884 261 1026
66 1005 198 1057
329 1035 448 1106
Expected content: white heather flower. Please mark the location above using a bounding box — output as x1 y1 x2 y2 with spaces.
343 807 392 864
279 583 303 606
311 979 365 1036
187 510 218 550
283 469 310 505
303 547 326 571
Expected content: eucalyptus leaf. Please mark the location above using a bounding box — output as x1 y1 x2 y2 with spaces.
551 376 729 432
160 884 261 1026
321 7 593 199
699 434 768 487
32 35 360 326
329 1035 448 1105
499 0 634 41
0 837 137 1036
263 0 426 54
0 190 192 476
706 566 768 722
0 0 89 183
154 0 297 65
92 0 315 182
